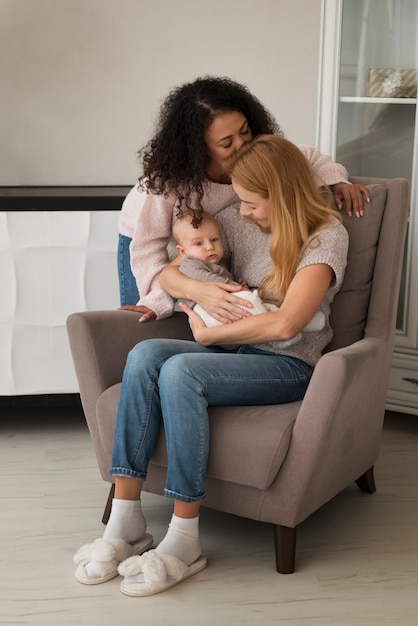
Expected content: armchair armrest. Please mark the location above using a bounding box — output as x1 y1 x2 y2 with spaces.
66 310 192 424
272 336 391 526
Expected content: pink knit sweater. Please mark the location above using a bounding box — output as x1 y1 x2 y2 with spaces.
118 144 349 319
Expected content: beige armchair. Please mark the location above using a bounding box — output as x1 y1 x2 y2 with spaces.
67 176 409 573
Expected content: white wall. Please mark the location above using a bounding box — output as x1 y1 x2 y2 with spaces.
0 0 323 186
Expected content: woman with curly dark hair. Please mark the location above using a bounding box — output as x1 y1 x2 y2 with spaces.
118 75 369 318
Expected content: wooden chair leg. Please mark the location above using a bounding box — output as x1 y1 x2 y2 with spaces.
102 483 115 525
272 524 297 574
272 468 375 574
355 466 376 494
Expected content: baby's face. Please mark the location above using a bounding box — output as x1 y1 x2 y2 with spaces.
180 220 224 264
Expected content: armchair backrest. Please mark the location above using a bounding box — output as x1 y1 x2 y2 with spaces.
326 176 409 353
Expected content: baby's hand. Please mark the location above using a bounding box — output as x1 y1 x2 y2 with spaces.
237 278 250 290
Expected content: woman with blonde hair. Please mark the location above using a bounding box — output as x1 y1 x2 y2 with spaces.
74 135 348 597
219 134 345 314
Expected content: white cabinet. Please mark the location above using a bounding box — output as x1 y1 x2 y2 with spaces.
0 188 128 396
318 0 418 414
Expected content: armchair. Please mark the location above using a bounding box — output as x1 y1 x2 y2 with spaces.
67 176 409 573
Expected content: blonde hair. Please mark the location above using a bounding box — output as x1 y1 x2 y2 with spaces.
224 134 342 304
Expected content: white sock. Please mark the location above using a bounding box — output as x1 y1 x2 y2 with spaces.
85 499 147 579
155 514 201 566
103 498 147 544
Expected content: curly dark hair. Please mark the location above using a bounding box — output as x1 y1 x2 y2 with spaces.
139 76 283 224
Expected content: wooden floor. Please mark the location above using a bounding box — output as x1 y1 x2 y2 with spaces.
1 404 418 625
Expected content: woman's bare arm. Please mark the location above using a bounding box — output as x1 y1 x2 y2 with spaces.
180 263 333 345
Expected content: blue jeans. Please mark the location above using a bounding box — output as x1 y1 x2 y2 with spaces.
110 339 313 503
117 234 139 306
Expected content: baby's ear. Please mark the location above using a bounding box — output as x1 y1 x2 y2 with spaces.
176 245 186 256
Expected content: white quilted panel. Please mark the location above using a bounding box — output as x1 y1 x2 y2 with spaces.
1 210 120 394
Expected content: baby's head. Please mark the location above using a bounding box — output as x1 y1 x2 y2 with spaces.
173 211 224 264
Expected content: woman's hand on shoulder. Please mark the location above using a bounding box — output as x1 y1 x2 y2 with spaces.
330 182 371 218
118 305 157 323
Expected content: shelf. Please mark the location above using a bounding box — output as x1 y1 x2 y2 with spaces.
339 96 417 104
0 186 131 211
320 0 418 415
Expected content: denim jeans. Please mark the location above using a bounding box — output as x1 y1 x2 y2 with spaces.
110 339 313 503
117 234 139 306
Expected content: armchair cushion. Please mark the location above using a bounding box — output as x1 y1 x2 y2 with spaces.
205 404 300 489
97 383 300 490
327 184 386 351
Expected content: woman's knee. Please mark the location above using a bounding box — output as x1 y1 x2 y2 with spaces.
127 339 159 363
159 353 200 389
126 339 187 374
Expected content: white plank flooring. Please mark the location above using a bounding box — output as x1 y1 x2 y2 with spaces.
1 405 417 625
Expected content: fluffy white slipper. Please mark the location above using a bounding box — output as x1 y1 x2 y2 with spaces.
73 534 153 585
118 550 207 596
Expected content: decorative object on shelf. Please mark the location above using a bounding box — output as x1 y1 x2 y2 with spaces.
367 68 418 98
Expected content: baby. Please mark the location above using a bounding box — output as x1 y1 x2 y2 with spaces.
172 211 325 347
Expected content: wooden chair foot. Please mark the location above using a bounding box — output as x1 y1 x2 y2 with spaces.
102 483 115 525
272 524 297 573
355 466 376 494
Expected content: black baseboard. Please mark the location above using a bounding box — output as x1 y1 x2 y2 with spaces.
0 393 82 409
